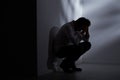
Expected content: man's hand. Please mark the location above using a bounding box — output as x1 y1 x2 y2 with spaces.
84 34 90 41
76 28 90 42
80 29 90 42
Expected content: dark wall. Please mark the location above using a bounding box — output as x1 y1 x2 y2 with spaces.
7 0 37 79
37 0 62 75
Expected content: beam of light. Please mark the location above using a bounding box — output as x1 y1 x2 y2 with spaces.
60 0 83 25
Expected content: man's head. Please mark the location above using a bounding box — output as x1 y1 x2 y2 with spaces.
74 17 91 31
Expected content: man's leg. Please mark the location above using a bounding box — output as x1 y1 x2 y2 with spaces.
71 41 91 61
56 45 78 72
69 41 91 71
57 42 91 72
60 42 91 72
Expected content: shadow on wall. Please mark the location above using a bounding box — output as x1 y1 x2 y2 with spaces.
47 26 64 72
47 26 59 70
37 0 66 75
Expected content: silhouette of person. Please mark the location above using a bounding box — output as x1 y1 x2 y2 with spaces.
54 17 91 73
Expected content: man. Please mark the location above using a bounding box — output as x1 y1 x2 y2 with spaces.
54 17 91 73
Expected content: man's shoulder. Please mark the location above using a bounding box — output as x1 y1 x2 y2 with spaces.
62 21 74 28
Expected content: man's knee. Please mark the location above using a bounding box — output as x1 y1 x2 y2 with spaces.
81 42 91 50
85 42 91 50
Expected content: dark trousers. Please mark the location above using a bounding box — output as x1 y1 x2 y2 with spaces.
56 42 91 68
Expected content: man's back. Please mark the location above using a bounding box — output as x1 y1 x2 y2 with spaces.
54 21 81 53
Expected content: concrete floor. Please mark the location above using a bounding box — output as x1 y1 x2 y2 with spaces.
38 64 120 80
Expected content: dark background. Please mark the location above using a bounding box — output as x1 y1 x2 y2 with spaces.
6 0 37 79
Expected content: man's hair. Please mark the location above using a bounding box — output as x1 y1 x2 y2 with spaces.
75 17 91 27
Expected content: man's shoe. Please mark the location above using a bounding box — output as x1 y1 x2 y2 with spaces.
69 62 82 72
62 68 75 73
60 62 75 73
72 67 82 72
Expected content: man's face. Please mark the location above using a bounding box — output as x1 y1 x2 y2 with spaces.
82 26 88 32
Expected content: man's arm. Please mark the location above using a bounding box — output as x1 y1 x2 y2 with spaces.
65 25 82 45
82 28 90 42
76 27 90 42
